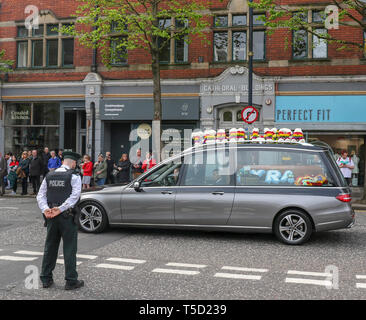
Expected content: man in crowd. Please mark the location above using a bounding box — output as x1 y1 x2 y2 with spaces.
131 148 143 180
0 152 7 196
42 147 51 178
29 149 43 195
336 150 355 186
48 150 62 172
105 151 115 185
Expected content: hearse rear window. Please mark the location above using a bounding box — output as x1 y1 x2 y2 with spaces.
236 149 335 187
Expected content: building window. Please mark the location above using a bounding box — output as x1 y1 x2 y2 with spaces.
111 37 127 65
292 10 328 59
17 42 28 68
16 22 74 69
213 13 266 62
223 111 233 122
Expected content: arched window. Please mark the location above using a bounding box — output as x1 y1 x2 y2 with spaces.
223 111 233 122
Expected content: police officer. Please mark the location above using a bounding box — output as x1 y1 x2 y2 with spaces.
36 151 84 290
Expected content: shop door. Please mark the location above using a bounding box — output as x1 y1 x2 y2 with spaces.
111 123 132 160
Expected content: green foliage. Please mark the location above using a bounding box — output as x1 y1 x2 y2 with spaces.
60 0 211 68
0 50 14 73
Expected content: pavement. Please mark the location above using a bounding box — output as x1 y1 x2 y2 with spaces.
0 197 365 300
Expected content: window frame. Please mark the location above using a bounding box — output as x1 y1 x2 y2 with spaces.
17 41 28 69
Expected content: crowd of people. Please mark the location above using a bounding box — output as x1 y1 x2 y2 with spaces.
0 147 157 196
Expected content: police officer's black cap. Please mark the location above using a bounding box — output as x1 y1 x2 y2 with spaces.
63 151 81 161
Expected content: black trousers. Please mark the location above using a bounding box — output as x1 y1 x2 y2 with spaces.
30 175 41 193
40 214 78 284
21 176 28 194
0 175 5 195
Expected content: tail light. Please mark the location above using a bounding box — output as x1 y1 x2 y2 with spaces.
336 194 352 202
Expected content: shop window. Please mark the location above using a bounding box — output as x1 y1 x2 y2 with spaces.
33 103 60 125
4 103 31 126
17 41 28 68
236 149 335 187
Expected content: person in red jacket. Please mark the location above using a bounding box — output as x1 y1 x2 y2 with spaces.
81 154 93 189
141 151 157 173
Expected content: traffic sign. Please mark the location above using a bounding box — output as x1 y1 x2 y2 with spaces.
241 106 259 124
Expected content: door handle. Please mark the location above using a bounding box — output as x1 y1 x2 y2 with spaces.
161 191 173 195
212 191 224 195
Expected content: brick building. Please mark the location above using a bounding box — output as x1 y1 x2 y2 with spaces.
0 0 365 192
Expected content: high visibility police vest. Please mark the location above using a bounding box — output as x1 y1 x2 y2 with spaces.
46 169 73 207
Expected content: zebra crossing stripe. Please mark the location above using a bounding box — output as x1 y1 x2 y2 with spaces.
95 263 135 271
14 250 43 256
214 272 262 280
0 255 38 262
152 268 200 275
106 257 146 264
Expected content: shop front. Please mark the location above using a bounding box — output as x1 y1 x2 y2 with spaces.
100 97 200 162
275 93 366 190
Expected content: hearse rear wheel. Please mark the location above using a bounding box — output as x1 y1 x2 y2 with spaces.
274 210 312 245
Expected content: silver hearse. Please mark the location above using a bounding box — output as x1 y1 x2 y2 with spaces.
78 142 355 245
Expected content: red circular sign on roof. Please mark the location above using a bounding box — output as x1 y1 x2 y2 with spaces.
241 106 259 124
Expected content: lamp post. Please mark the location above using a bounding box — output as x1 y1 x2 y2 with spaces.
248 0 253 108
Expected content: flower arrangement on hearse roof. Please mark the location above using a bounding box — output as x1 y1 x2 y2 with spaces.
191 127 327 187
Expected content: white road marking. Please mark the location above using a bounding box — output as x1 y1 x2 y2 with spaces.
287 270 332 277
107 257 146 264
0 207 19 210
214 272 262 280
356 283 366 289
166 262 206 268
0 255 38 262
152 268 200 275
221 266 268 273
285 278 333 287
356 275 366 279
14 250 43 256
56 259 82 266
60 254 98 260
356 275 366 289
95 263 135 271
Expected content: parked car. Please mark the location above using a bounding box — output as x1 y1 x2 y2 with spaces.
77 142 355 245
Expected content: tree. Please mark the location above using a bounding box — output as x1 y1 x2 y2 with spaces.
61 0 210 159
251 0 366 53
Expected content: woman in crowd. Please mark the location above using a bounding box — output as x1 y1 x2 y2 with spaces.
142 151 157 173
19 151 30 195
93 154 107 186
81 154 93 189
116 153 131 184
8 155 19 195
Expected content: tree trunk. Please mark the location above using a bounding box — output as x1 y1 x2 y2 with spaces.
151 49 162 163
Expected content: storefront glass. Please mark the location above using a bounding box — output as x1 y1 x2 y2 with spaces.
308 134 365 187
4 102 60 156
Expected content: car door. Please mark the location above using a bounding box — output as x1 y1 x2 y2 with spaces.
121 159 182 224
174 148 235 225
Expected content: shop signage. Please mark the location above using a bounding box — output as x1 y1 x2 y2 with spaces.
11 110 30 120
201 83 274 95
137 123 152 139
276 95 366 123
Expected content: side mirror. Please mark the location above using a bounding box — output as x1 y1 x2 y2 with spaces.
133 181 141 192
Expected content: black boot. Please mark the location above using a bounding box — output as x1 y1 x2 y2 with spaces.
65 280 84 290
